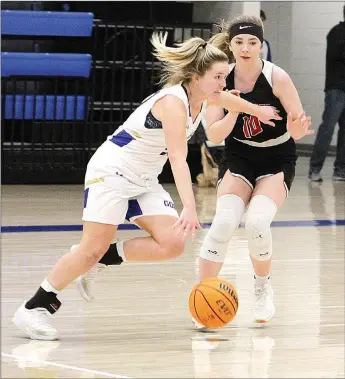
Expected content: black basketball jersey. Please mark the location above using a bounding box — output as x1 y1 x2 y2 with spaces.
225 60 288 144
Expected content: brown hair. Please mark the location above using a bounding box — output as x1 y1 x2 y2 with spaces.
209 15 264 63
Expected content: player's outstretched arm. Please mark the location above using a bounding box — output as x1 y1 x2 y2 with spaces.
205 90 241 144
211 90 282 127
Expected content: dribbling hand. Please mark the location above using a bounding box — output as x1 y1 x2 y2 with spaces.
172 206 202 241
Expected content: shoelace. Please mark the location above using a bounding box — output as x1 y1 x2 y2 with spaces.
254 284 270 304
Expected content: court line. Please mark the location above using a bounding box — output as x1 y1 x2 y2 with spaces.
1 352 131 378
2 219 345 233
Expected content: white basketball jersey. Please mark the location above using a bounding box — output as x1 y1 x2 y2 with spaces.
104 84 206 178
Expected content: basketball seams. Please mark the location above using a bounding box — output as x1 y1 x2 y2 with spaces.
193 285 203 325
200 283 238 315
196 289 226 325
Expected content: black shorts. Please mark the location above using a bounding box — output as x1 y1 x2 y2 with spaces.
219 138 297 193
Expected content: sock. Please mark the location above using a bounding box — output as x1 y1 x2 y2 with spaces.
99 242 124 265
25 281 61 314
116 241 127 262
41 278 59 294
254 274 270 286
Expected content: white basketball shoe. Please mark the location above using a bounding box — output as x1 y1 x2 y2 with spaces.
253 283 275 323
192 317 208 331
12 303 59 341
72 245 107 302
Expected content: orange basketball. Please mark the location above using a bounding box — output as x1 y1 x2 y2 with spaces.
189 277 239 328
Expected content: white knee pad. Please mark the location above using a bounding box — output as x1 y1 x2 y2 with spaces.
200 194 245 263
245 195 277 261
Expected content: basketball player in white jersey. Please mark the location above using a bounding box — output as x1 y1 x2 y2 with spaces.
196 16 313 326
13 32 280 340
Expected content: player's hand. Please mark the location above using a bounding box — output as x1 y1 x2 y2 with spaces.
287 112 313 140
257 105 282 127
172 206 202 241
228 89 241 97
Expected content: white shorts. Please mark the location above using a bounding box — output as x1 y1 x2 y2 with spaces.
82 172 178 226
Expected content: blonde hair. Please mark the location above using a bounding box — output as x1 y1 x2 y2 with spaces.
150 32 228 87
209 15 264 63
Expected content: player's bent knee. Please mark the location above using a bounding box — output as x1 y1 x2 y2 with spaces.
159 238 185 260
80 239 111 267
199 194 245 263
211 208 239 242
245 195 278 261
210 195 245 241
245 214 272 261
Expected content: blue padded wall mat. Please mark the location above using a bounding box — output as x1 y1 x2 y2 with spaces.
1 53 92 77
1 10 94 37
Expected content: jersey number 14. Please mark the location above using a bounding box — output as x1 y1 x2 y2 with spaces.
243 116 263 139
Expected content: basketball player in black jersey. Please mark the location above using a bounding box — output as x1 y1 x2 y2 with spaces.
197 15 313 326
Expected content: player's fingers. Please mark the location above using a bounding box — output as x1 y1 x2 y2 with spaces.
190 226 196 241
181 220 188 229
304 121 312 130
230 89 240 95
299 111 306 119
266 120 276 127
183 224 192 240
303 121 312 131
302 116 311 124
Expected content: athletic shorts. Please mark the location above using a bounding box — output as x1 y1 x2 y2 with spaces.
219 138 297 195
83 168 178 226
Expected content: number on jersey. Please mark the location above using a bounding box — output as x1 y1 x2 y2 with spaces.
243 116 263 139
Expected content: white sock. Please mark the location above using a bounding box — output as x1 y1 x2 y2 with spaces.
254 274 270 286
116 241 127 262
41 278 59 294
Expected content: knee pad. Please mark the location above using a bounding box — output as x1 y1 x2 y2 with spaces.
245 195 277 261
200 194 245 263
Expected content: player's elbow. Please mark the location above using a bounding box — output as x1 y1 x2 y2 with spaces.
208 135 223 145
206 130 224 145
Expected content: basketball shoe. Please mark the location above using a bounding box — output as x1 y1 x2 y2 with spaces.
73 245 107 302
253 283 275 323
192 317 207 330
12 302 59 341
